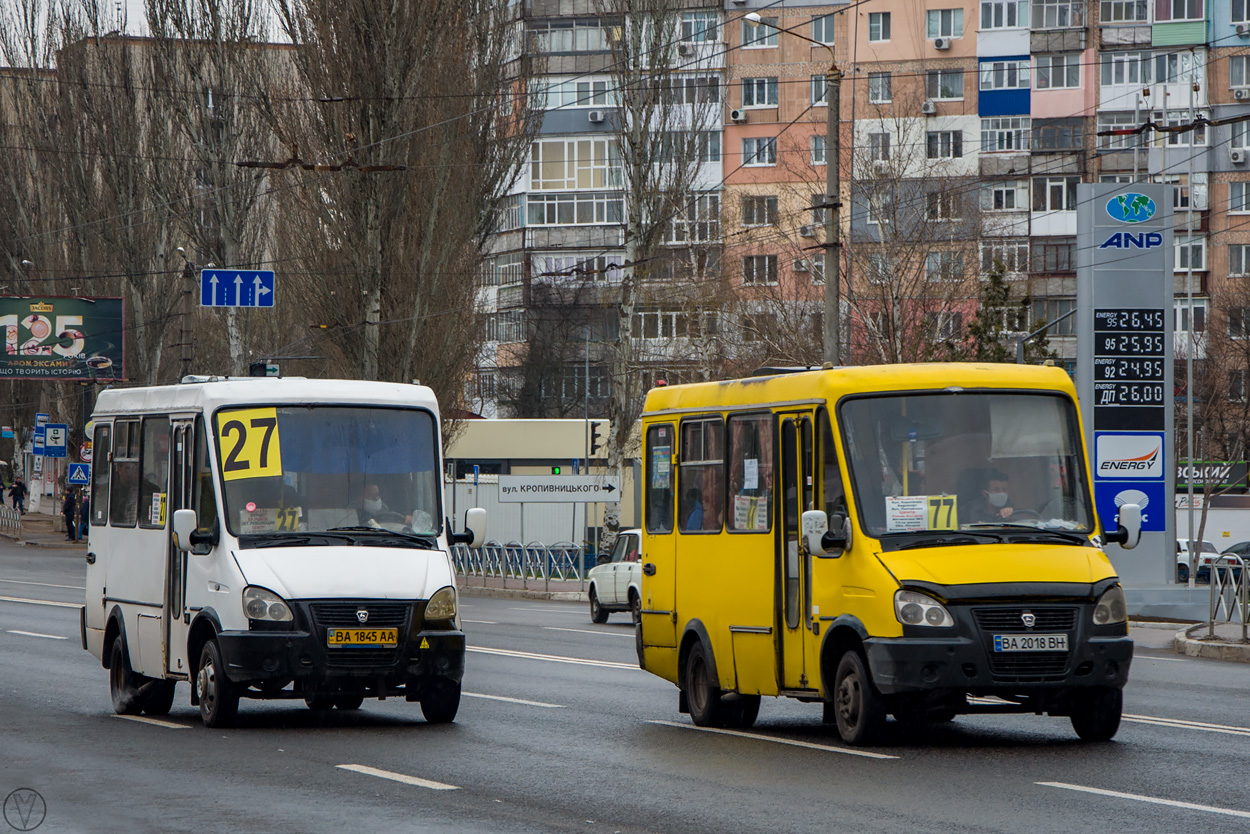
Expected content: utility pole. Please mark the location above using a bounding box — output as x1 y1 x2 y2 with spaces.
178 249 194 379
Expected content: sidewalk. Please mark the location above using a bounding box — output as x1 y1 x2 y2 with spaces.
457 573 588 602
0 507 87 548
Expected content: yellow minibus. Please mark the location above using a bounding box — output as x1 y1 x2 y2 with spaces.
637 363 1141 745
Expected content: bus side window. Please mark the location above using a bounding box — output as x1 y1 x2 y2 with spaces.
90 423 111 526
193 417 219 550
727 414 773 533
818 409 846 517
645 424 674 534
138 416 170 529
109 420 140 528
679 417 724 533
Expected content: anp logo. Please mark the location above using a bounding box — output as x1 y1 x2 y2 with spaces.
1106 193 1156 224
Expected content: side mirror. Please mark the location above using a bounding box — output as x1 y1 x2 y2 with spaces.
802 510 850 557
1104 502 1142 550
451 507 486 548
172 509 197 553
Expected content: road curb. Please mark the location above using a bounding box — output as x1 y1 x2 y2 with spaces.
1173 624 1250 662
459 585 587 603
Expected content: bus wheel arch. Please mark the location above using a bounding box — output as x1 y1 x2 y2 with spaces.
818 618 870 701
677 620 719 694
102 606 126 670
186 611 222 707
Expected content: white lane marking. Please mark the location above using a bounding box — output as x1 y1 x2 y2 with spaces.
1134 655 1189 663
0 594 82 609
1039 782 1250 819
337 764 458 791
462 620 497 625
0 579 86 590
468 646 639 670
507 606 578 613
6 630 68 640
647 720 899 760
463 692 565 709
113 715 190 730
1123 714 1250 737
543 626 633 638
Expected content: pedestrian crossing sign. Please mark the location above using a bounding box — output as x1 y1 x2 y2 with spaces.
68 463 90 485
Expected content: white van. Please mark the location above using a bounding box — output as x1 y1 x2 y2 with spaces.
80 377 484 728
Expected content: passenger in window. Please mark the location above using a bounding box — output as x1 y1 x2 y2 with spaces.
681 487 704 531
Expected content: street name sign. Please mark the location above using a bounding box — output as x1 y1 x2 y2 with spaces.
498 474 621 503
200 269 275 308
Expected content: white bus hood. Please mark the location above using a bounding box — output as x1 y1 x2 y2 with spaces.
231 545 454 601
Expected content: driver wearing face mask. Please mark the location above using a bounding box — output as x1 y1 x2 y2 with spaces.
968 469 1015 523
351 482 391 525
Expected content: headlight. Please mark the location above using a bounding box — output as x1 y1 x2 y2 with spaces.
894 589 954 627
242 586 292 622
1092 585 1127 625
426 586 457 620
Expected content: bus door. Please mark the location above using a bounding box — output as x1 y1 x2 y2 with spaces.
165 420 194 677
641 423 678 649
778 414 816 691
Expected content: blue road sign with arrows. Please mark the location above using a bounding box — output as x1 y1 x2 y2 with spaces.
68 463 90 485
200 269 275 308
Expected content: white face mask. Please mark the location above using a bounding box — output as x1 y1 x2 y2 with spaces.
986 491 1009 508
362 497 383 513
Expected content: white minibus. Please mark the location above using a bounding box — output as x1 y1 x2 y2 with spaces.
80 376 484 727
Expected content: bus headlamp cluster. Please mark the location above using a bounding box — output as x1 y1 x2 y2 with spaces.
243 586 293 622
1092 585 1127 625
894 590 954 627
425 586 457 621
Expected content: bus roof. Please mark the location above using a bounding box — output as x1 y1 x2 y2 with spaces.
91 377 441 418
641 363 1076 416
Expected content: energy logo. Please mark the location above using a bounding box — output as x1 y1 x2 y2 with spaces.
1096 435 1164 479
1105 193 1156 223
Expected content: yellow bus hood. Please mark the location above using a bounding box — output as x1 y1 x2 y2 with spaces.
877 543 1115 589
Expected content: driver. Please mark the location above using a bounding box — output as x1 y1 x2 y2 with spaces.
966 468 1015 523
350 482 391 525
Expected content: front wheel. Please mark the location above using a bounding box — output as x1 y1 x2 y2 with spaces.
334 693 365 711
421 679 461 724
833 650 886 746
589 589 609 624
197 640 239 728
1070 687 1122 742
109 637 143 716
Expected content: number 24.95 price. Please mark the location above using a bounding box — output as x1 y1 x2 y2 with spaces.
216 408 283 481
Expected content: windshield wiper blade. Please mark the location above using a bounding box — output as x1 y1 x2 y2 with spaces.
965 523 1090 545
326 526 437 548
891 531 1004 549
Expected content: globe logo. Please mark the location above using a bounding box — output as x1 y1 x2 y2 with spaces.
1106 193 1156 223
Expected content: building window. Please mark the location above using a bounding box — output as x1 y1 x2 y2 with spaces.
868 132 891 161
531 139 622 191
1032 176 1079 211
1031 0 1082 28
1236 0 1250 22
812 13 836 44
1031 298 1076 334
865 188 895 225
811 75 828 105
982 0 1027 28
925 311 963 340
1230 244 1250 276
982 117 1030 151
742 137 777 166
981 240 1029 275
1174 299 1207 334
657 75 721 105
533 76 618 110
659 131 721 164
1233 56 1250 88
925 69 964 99
1235 122 1250 150
927 192 961 220
1031 239 1076 272
1155 51 1202 84
1097 113 1144 150
1101 52 1152 87
926 9 965 37
498 253 524 285
741 195 778 227
982 180 1028 210
1232 183 1250 213
743 254 779 285
741 77 778 107
868 72 892 103
680 11 719 42
810 193 828 224
980 59 1030 90
1156 110 1207 146
527 192 624 226
532 252 623 282
1100 0 1149 21
925 251 965 282
667 194 720 243
1156 173 1207 210
742 16 778 47
811 134 827 165
1032 119 1083 151
529 18 618 53
1175 237 1206 271
1036 54 1080 89
1156 0 1202 21
1231 308 1250 340
868 12 891 41
926 130 963 158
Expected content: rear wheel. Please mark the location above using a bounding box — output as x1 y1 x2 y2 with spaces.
197 639 239 728
141 680 177 716
589 589 609 624
724 695 761 729
684 641 728 727
1070 687 1122 742
833 650 886 746
630 593 644 668
108 636 143 716
421 679 461 724
304 692 336 711
334 693 365 711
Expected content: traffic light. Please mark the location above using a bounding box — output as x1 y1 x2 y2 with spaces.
589 421 603 456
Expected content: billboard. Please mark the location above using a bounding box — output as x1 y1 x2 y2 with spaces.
0 296 124 380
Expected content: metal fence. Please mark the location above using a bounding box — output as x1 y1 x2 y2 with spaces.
0 505 20 538
1207 554 1248 641
452 540 587 592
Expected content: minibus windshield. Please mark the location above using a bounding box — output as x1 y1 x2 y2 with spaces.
214 406 440 539
840 391 1093 539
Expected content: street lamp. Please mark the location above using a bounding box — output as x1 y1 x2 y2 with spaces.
745 12 843 366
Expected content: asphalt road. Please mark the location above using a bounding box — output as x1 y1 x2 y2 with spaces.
3 545 1250 833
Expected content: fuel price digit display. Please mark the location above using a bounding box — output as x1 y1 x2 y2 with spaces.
1093 308 1167 430
1093 309 1165 332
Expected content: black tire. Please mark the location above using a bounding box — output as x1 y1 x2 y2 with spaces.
1070 687 1122 742
1176 564 1189 583
833 650 886 746
684 641 728 727
109 636 143 716
421 679 461 724
304 692 336 711
197 640 239 728
630 593 645 668
724 695 761 729
141 680 177 716
334 692 365 711
589 588 609 624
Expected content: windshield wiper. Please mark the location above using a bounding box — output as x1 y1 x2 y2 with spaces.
887 531 1005 549
964 523 1091 546
326 526 438 549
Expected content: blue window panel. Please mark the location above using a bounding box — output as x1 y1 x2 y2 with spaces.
979 89 1030 117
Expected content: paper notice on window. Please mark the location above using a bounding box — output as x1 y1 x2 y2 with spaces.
885 495 929 532
651 445 671 487
734 494 769 531
744 458 759 490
